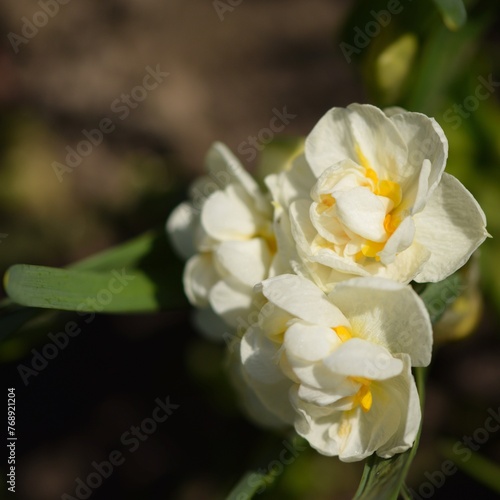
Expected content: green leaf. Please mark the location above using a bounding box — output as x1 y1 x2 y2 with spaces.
4 264 184 313
432 0 467 31
3 229 186 314
419 273 462 324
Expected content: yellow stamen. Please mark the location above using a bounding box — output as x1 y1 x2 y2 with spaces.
334 325 352 343
378 180 402 207
317 193 336 214
383 213 399 235
357 385 373 412
361 240 385 258
350 377 373 412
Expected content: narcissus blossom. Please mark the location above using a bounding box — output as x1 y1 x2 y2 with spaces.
167 142 275 339
269 104 488 289
240 274 432 461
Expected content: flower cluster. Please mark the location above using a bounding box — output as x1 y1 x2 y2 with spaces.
167 104 488 461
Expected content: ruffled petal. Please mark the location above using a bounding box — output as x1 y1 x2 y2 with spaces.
414 173 489 283
378 216 416 265
389 112 448 196
335 187 388 242
201 184 260 240
375 355 421 458
258 274 349 327
208 279 253 328
183 253 219 307
166 202 198 259
240 327 295 425
305 104 407 180
284 321 341 362
214 238 271 288
327 277 433 366
206 142 270 214
323 338 403 380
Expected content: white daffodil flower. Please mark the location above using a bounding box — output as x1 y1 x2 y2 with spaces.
239 274 432 461
167 142 275 339
270 104 489 289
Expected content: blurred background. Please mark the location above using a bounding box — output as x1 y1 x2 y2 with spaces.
0 0 499 498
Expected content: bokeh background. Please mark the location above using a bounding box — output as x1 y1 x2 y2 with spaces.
1 0 499 498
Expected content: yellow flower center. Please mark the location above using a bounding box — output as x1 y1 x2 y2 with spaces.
333 325 373 412
351 377 373 412
356 145 402 261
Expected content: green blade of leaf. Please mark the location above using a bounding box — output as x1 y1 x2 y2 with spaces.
419 272 462 324
2 228 186 317
4 264 184 313
432 0 467 31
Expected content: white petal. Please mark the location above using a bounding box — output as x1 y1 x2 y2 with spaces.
378 216 415 265
328 277 433 366
259 274 349 327
375 355 421 458
206 142 269 214
414 173 489 283
368 240 430 283
267 154 316 209
346 103 408 180
201 184 259 240
297 385 351 406
284 322 341 362
290 387 341 457
389 112 447 196
290 200 368 276
305 104 407 179
323 338 403 380
407 158 431 215
311 160 365 200
335 187 387 242
183 254 219 307
240 327 296 424
305 107 358 177
228 341 290 428
166 202 199 259
209 279 253 328
214 238 271 288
